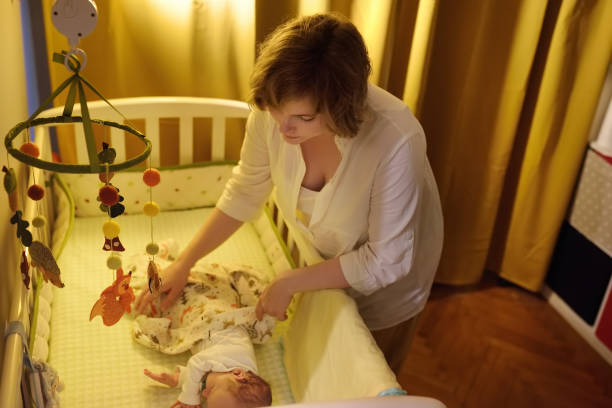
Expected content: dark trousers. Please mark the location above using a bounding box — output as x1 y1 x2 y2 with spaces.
371 314 420 374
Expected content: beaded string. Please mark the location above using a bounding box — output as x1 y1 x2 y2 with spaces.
143 154 162 299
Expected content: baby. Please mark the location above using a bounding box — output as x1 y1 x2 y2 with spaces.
128 240 275 407
143 325 272 408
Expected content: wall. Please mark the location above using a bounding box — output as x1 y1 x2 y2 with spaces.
0 1 29 369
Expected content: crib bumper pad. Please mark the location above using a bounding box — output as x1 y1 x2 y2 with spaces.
31 290 52 361
283 289 402 402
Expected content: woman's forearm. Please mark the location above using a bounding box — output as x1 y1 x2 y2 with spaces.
255 257 350 320
282 257 350 295
175 207 243 268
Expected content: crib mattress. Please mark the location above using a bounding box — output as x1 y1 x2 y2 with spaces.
48 207 294 407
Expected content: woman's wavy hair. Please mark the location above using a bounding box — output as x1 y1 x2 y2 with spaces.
249 12 371 137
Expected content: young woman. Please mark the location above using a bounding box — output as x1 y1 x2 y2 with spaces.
136 12 443 373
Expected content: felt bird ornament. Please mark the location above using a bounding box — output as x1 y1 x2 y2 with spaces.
98 142 116 164
29 241 64 288
90 268 135 326
10 210 33 247
147 260 161 295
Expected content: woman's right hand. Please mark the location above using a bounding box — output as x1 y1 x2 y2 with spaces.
135 260 190 314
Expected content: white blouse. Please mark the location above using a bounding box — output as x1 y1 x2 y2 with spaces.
296 186 318 227
217 84 444 330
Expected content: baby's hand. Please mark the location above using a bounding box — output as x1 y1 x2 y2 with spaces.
170 401 200 408
144 368 179 388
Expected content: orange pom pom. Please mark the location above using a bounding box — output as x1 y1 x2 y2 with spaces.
99 185 119 206
99 172 115 183
19 142 40 158
27 184 45 201
143 168 161 187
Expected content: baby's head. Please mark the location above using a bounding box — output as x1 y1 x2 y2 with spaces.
203 368 272 408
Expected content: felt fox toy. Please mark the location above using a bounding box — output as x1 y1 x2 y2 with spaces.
90 268 135 326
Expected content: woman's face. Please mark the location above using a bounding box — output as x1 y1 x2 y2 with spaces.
268 97 334 145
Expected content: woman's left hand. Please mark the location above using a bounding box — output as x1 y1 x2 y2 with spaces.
255 271 294 321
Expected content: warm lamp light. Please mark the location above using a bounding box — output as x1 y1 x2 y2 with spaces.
149 0 196 22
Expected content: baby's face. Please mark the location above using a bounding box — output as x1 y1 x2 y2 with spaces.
202 370 244 408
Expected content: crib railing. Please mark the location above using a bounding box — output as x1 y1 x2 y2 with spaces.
36 96 251 167
260 192 324 269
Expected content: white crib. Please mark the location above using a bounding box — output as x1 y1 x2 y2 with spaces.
1 97 446 408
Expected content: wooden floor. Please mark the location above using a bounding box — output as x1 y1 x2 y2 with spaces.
398 272 612 408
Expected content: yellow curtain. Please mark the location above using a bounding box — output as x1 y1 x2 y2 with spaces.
406 0 612 290
42 0 254 100
494 0 612 290
40 0 612 291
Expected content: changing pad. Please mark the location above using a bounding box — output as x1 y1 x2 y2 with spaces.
48 207 294 407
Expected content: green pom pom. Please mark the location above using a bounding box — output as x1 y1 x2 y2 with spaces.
146 242 159 255
107 254 122 270
32 215 47 229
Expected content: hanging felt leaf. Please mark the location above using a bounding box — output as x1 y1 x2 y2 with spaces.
29 241 64 288
2 166 19 211
2 166 16 193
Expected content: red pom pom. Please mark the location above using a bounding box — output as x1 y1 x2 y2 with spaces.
99 172 115 183
20 142 40 158
99 185 119 206
27 184 45 201
143 168 161 187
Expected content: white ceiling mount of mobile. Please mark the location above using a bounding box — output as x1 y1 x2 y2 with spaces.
51 0 98 48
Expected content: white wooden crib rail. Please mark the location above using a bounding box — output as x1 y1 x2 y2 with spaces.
36 96 252 166
259 192 325 270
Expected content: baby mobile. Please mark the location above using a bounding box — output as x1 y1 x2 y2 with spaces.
4 0 162 326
